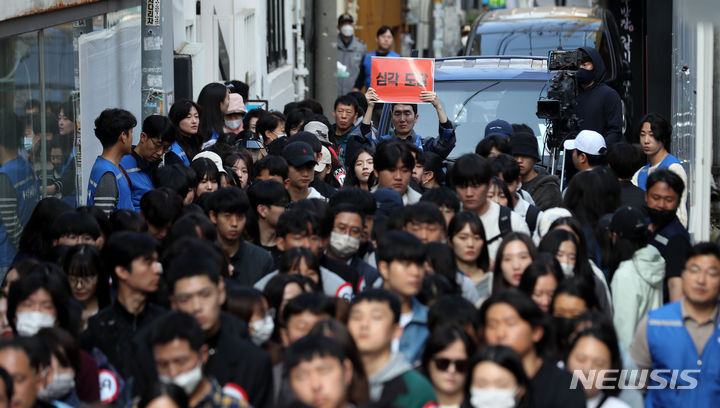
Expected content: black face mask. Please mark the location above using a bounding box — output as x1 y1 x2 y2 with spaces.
645 204 676 229
553 316 579 342
576 68 594 86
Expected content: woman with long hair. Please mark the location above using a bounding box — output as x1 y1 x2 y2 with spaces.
491 233 537 293
61 244 110 329
448 211 490 301
167 99 202 165
197 82 230 143
421 324 475 408
463 345 532 408
343 146 375 190
518 253 564 314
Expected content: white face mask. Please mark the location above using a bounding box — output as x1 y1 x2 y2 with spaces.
225 119 242 130
470 387 517 408
340 24 354 37
40 372 76 400
461 36 468 47
249 315 275 346
329 231 360 259
560 262 575 279
159 360 203 396
16 311 56 337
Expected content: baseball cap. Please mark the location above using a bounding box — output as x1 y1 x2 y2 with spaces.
484 119 513 139
461 24 472 35
563 130 607 155
304 121 330 145
226 93 247 115
282 141 317 168
374 188 403 219
314 146 332 173
609 206 648 240
338 13 353 25
193 151 227 174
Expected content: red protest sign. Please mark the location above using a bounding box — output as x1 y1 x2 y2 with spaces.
371 57 434 104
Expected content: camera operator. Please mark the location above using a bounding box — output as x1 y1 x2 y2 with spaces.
573 47 623 145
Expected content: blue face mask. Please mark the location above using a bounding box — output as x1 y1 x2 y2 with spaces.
576 68 594 85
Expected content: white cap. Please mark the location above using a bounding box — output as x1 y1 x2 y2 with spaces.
193 151 227 174
314 146 332 172
304 121 330 144
563 130 607 155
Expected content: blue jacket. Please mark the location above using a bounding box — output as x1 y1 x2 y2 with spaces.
168 142 190 166
637 154 684 190
645 301 720 407
119 149 156 212
87 157 134 212
398 297 429 365
0 157 39 267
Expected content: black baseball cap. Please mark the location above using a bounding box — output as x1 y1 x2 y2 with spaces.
338 13 353 25
282 141 317 168
609 206 648 240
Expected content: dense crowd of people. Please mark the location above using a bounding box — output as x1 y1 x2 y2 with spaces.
0 60 716 408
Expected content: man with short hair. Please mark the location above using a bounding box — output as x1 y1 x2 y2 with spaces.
286 335 353 408
371 141 420 205
363 89 456 159
449 154 530 261
645 169 691 302
252 155 288 184
0 109 39 272
155 249 272 408
402 202 446 244
87 108 137 215
420 187 461 228
372 231 429 364
330 96 361 164
347 288 437 406
631 243 720 407
281 142 324 202
140 187 183 241
81 231 163 380
247 180 290 258
119 115 175 212
0 337 49 408
510 131 561 209
148 311 247 408
205 187 273 286
337 13 367 96
563 129 607 173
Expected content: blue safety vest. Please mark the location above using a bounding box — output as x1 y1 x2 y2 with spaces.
0 157 40 267
379 133 424 151
362 50 401 89
168 142 190 166
86 157 134 212
119 151 154 212
645 301 720 407
637 154 684 190
60 147 78 207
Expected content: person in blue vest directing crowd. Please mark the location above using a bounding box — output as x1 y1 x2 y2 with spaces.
120 115 175 212
87 108 137 215
631 242 720 407
632 112 688 227
0 109 39 273
352 26 401 92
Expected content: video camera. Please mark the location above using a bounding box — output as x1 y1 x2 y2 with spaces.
536 50 583 149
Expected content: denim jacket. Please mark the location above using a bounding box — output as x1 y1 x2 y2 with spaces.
398 297 429 365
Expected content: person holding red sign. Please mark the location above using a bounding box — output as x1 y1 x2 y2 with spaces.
360 88 456 159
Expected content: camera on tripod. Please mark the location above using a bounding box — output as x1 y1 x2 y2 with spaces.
536 50 583 149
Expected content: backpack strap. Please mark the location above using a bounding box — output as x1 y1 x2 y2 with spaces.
487 205 513 245
525 204 541 232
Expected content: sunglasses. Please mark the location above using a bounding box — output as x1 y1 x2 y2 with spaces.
433 358 469 372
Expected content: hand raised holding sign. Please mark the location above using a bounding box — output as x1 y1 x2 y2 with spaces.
365 87 380 106
419 91 440 107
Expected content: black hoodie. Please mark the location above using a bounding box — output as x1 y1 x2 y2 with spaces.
573 47 623 144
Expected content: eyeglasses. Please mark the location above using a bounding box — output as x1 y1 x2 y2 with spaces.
433 358 469 372
68 275 98 288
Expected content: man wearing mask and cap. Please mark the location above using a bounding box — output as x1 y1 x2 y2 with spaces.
572 47 623 145
223 94 247 135
337 13 367 96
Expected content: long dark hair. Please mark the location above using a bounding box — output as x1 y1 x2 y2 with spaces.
197 83 228 142
462 345 532 408
421 323 476 377
567 326 623 397
518 253 564 305
425 242 461 295
479 289 548 354
17 197 73 260
343 146 376 189
492 233 537 293
168 99 202 160
448 211 490 271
